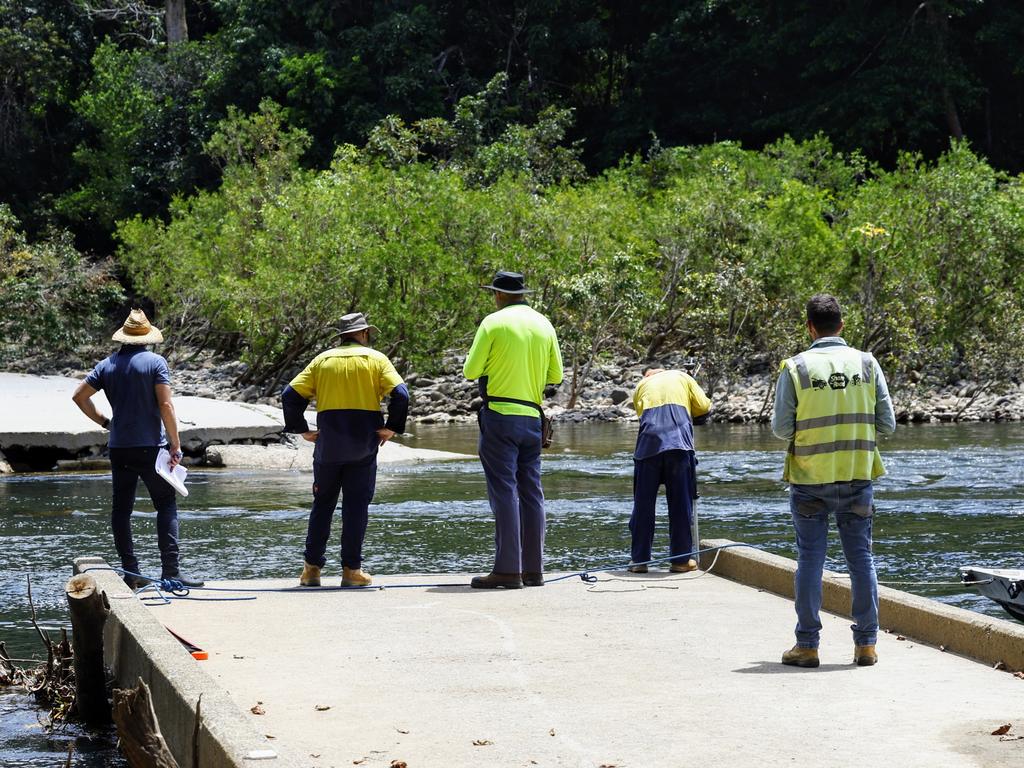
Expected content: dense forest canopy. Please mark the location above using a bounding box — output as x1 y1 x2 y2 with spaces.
3 1 1024 246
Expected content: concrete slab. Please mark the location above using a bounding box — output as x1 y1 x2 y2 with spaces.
0 373 470 466
152 572 1024 768
0 373 282 450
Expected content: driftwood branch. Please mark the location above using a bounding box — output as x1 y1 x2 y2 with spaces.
112 678 179 768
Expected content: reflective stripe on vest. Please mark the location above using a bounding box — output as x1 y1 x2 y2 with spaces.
783 347 885 484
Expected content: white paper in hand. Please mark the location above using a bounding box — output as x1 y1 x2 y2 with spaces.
155 448 189 497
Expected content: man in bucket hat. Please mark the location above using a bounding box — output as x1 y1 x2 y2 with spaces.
282 312 409 587
464 271 563 588
72 308 204 588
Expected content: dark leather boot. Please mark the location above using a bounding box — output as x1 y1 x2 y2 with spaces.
470 572 523 589
162 571 205 588
522 572 544 587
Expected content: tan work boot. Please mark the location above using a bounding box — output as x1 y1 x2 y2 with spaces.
669 558 698 573
299 562 321 587
854 644 878 666
627 564 649 574
781 645 820 668
341 567 372 587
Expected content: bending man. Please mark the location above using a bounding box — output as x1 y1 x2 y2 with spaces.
628 366 711 573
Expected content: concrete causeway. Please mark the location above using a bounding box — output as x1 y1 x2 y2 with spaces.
141 566 1024 768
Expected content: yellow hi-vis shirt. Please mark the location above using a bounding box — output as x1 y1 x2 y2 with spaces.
782 347 885 484
463 303 563 417
289 345 403 411
632 370 711 460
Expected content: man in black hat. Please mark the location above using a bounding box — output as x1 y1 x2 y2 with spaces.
282 312 409 587
463 271 564 588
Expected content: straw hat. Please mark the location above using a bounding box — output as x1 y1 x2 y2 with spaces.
112 308 164 345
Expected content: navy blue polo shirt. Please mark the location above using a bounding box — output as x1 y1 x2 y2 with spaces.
85 346 170 448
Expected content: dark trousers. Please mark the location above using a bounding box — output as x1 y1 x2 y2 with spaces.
109 446 180 576
304 454 377 570
478 409 545 574
629 449 697 564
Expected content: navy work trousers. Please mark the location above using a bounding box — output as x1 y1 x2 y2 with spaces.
629 449 697 564
109 446 180 576
478 408 545 574
304 454 377 570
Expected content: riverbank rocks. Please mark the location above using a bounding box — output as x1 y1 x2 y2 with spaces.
6 349 1024 473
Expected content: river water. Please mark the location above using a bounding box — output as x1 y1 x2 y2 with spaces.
2 422 1023 762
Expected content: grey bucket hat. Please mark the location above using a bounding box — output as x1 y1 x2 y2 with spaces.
337 312 379 336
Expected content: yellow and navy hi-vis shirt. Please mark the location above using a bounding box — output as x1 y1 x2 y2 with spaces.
632 370 712 460
463 303 563 417
282 343 407 464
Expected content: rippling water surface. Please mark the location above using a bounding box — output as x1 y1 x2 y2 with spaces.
2 422 1023 762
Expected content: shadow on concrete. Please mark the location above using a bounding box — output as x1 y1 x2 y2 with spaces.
733 661 857 674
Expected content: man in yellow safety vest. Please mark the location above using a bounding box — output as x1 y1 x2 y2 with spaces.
771 294 896 668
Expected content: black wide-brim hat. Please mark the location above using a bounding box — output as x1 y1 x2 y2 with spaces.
481 270 533 294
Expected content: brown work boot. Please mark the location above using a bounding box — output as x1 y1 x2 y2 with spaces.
854 644 878 666
299 562 321 587
669 558 698 573
522 572 545 587
781 645 820 668
627 563 648 573
470 572 523 589
341 567 372 587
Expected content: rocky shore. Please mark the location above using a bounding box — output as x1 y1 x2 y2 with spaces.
40 349 1024 426
187 353 1024 424
5 349 1024 474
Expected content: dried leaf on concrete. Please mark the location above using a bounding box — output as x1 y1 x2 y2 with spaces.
991 724 1011 736
314 704 331 711
390 761 408 768
472 739 493 746
250 704 265 715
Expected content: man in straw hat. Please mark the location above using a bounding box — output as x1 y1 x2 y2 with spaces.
72 308 204 588
463 271 563 589
282 312 409 587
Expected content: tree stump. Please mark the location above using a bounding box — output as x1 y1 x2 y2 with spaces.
113 678 179 768
65 573 110 724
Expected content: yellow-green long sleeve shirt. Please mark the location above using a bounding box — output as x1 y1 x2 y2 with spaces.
463 303 563 417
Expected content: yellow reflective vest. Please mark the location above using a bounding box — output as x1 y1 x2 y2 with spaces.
781 346 885 484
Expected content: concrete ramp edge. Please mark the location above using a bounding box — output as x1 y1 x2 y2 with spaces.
73 556 302 768
701 538 1024 671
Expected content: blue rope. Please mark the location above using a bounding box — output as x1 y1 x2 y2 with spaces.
84 543 758 599
545 542 758 583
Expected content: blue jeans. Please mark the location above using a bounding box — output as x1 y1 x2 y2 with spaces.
791 481 878 648
478 408 545 574
304 454 377 569
109 446 180 576
629 450 697 564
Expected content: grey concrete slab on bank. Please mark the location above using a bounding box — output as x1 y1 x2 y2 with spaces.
0 373 283 451
148 568 1024 768
0 373 470 468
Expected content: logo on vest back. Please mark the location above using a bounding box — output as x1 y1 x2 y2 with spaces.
828 373 849 390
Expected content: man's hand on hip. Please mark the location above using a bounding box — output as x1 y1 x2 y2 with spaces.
301 431 319 443
376 428 396 446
